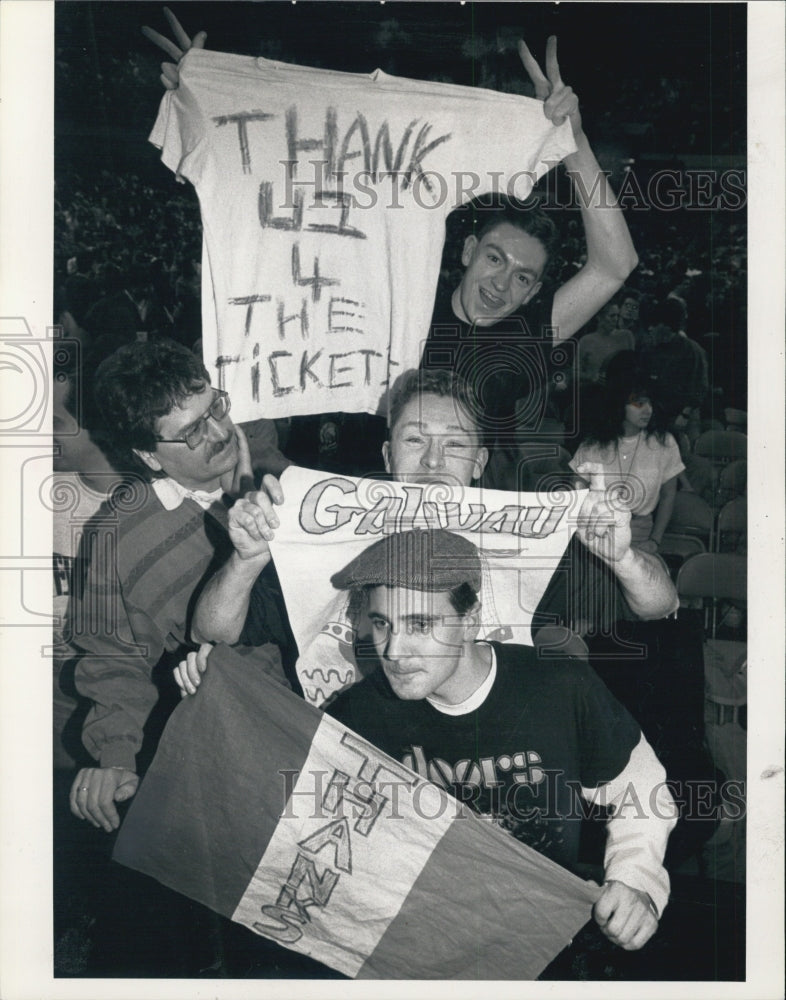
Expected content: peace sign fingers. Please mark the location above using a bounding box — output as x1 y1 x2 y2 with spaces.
142 6 207 91
163 6 199 54
517 39 551 101
519 35 582 137
544 35 564 89
141 25 184 62
142 7 206 60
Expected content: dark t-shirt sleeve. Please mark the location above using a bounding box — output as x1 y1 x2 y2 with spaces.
571 661 641 787
237 562 299 670
533 536 634 635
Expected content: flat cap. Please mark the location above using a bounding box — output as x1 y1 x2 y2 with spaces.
331 529 481 592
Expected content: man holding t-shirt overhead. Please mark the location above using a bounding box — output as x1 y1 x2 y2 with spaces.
422 38 638 488
145 18 636 480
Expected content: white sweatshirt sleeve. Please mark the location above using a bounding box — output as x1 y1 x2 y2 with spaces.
581 732 679 917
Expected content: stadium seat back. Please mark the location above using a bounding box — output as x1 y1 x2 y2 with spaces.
716 497 747 554
694 429 747 467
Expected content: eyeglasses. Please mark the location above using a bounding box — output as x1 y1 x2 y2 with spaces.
156 391 231 450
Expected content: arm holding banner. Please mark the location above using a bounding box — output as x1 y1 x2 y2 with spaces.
574 463 678 619
584 733 679 949
593 881 659 952
519 38 638 342
191 480 284 644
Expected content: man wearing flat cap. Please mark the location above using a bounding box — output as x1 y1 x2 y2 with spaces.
326 528 678 953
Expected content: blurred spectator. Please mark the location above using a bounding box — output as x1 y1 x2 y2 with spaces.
577 299 635 384
570 371 684 554
638 296 709 421
672 417 716 506
53 345 127 770
82 261 173 359
617 287 645 345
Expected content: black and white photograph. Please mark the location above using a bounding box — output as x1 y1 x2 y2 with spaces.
0 1 783 996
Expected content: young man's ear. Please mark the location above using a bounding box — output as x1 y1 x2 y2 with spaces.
471 446 489 483
461 235 479 268
133 448 163 475
381 439 392 474
463 601 482 637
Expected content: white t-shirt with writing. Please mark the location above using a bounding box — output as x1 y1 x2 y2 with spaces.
150 48 576 421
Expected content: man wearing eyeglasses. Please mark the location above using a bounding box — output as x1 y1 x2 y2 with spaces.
142 386 236 483
68 338 292 832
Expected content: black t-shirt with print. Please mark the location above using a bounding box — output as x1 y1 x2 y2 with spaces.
326 641 640 873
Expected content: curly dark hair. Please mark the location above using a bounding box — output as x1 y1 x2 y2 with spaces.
93 339 210 477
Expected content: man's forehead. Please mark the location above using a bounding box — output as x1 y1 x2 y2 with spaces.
369 585 453 614
156 382 213 433
398 393 479 434
479 221 545 256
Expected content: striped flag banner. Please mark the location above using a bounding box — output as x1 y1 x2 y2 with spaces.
114 643 599 980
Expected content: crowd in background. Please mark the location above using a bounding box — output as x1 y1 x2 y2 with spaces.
55 165 747 414
51 5 749 980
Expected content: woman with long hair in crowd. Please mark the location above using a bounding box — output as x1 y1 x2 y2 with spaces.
570 359 684 554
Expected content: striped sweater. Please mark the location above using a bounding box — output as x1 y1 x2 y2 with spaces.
69 479 286 770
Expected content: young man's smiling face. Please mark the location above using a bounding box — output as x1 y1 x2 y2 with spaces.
135 383 238 492
382 392 488 486
454 222 547 326
367 585 478 704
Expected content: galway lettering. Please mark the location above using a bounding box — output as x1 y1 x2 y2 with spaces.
299 477 568 537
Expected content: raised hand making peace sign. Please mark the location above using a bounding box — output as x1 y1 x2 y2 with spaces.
518 36 582 138
142 6 206 90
